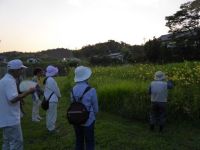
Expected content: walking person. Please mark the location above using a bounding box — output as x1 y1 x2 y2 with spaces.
0 59 35 150
71 66 98 150
44 65 61 133
149 71 173 132
32 67 44 122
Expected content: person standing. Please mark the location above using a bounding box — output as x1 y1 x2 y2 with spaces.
0 59 35 150
149 71 173 132
32 67 44 122
44 65 61 133
71 66 98 150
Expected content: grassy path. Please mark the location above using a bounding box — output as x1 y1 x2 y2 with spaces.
0 99 200 150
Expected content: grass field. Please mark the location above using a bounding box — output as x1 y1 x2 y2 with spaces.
1 62 200 149
1 103 200 150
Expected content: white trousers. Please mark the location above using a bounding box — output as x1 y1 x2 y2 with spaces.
2 124 23 150
32 100 41 120
46 102 57 131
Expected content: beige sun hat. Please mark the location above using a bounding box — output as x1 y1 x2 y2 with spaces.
74 66 92 82
154 71 165 81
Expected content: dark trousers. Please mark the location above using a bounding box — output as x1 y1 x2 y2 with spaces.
73 121 95 150
150 102 167 126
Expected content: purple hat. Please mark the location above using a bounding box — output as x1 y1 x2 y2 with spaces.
45 65 58 77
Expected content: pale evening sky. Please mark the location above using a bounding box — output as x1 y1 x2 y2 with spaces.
0 0 189 52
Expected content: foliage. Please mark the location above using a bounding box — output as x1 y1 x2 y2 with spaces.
165 0 200 49
87 62 200 120
144 38 162 62
73 40 145 64
1 63 200 149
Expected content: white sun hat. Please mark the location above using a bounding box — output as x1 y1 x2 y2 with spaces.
154 71 165 81
7 59 27 70
45 65 59 77
74 66 92 82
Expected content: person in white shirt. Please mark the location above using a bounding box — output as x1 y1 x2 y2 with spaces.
32 67 44 122
0 59 35 150
44 65 61 133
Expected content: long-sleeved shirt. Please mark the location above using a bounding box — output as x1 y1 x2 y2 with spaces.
44 77 61 103
71 81 98 126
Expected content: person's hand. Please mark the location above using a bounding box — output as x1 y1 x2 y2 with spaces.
28 87 36 94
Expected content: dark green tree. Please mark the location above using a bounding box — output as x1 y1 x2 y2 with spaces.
165 0 200 49
144 37 162 62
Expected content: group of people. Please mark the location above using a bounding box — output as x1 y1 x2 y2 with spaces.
0 59 98 150
31 65 61 134
0 58 173 150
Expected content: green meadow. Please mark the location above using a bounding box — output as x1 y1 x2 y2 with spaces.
1 61 200 149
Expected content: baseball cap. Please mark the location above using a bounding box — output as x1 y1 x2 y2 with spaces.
7 59 27 70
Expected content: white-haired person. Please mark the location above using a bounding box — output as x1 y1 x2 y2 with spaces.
0 59 35 150
71 66 98 150
148 71 173 132
43 65 61 133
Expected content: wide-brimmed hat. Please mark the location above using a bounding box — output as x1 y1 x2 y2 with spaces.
74 66 92 82
45 65 58 77
154 71 165 81
7 59 27 70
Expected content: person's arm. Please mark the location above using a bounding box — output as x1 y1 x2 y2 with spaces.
10 88 35 103
91 88 98 115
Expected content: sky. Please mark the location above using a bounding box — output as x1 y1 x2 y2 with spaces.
0 0 190 52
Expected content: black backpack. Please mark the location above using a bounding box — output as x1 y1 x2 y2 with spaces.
67 86 91 125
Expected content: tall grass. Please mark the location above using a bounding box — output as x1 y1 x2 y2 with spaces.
61 61 200 120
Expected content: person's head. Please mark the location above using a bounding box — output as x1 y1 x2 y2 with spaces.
154 71 165 81
74 66 92 83
33 67 43 77
7 59 27 78
45 65 58 77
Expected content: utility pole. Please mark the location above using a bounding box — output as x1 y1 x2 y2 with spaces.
143 38 146 45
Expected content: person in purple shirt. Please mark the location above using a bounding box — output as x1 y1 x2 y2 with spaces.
71 66 98 150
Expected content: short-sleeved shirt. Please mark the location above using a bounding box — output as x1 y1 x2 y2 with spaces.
0 73 20 128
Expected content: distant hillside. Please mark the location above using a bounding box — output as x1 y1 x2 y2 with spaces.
36 48 73 60
0 40 145 63
72 40 145 64
0 48 73 61
73 40 131 58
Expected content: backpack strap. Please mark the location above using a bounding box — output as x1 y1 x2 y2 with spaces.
43 77 54 101
79 86 91 102
71 86 91 102
47 92 54 101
